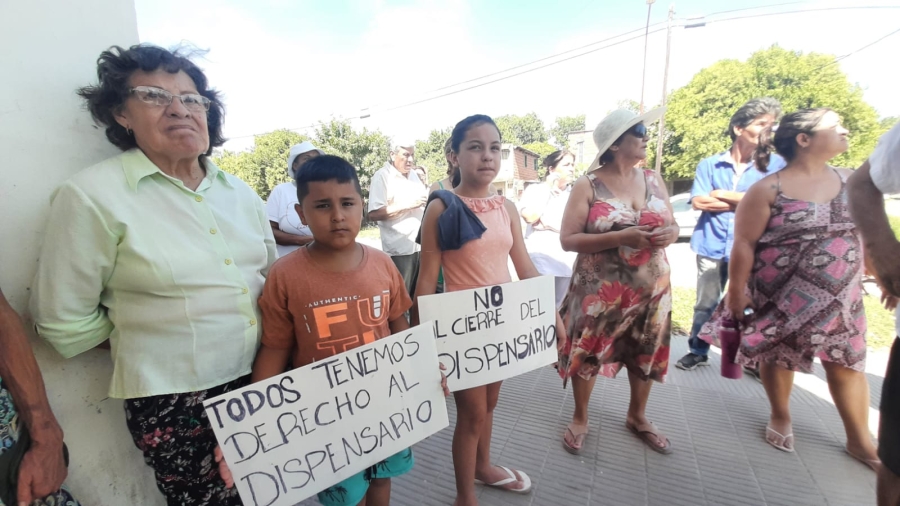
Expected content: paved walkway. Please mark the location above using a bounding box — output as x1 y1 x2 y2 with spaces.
301 337 883 505
348 236 883 505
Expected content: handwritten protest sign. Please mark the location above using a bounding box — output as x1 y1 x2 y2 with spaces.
418 276 558 391
203 324 449 506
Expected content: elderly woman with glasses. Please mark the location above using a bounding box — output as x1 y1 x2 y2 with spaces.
557 108 677 456
30 44 275 505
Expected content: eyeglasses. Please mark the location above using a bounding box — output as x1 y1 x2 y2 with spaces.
128 86 211 112
627 123 648 138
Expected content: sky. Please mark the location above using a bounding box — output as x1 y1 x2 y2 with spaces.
135 0 900 152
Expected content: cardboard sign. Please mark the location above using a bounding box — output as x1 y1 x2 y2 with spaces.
418 276 558 391
203 324 449 506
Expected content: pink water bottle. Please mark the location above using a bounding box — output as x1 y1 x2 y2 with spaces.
719 317 743 380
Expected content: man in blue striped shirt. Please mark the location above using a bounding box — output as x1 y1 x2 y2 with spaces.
676 98 786 371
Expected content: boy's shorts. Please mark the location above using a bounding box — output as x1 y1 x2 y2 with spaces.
317 448 414 506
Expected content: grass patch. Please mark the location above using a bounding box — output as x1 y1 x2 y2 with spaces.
864 294 896 350
671 286 894 350
890 215 900 238
358 226 381 240
671 286 695 336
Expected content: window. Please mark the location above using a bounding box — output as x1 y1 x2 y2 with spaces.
577 141 584 163
523 155 528 167
501 149 510 160
534 158 539 170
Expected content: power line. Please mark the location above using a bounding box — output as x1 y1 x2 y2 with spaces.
414 1 807 101
815 26 900 72
374 5 900 115
379 26 668 114
700 1 805 17
225 4 900 142
701 5 900 25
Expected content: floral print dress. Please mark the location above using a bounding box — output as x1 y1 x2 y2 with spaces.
699 169 867 373
0 377 79 506
558 169 672 384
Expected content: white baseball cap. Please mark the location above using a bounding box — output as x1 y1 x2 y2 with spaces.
287 141 325 176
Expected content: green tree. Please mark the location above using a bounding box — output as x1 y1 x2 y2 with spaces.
495 112 547 145
415 127 453 186
548 114 586 148
661 46 882 179
522 141 557 179
214 129 306 200
614 99 641 115
215 121 391 201
882 116 898 131
313 119 391 199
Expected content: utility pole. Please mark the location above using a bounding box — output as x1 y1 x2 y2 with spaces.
654 4 674 173
639 0 655 114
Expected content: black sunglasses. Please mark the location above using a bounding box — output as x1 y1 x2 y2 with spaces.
627 123 648 138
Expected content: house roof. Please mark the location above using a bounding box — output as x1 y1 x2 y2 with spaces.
495 144 540 183
512 144 541 158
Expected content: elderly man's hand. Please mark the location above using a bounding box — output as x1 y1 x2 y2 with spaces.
17 439 67 505
870 240 900 298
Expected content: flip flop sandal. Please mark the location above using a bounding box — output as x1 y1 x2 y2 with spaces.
846 448 881 472
626 421 673 455
474 466 532 494
563 423 589 455
765 425 795 453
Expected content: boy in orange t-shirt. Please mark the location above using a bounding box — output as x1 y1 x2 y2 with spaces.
251 155 415 506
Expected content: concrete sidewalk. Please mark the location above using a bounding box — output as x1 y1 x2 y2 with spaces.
301 337 883 505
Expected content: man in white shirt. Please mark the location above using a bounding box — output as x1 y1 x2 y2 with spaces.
847 121 900 506
367 142 428 297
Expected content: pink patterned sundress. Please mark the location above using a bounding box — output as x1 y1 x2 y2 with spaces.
700 169 867 373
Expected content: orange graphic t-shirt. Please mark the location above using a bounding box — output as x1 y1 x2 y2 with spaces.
259 245 412 368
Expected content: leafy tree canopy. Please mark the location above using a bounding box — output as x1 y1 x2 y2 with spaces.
495 112 547 145
661 46 884 179
549 114 586 148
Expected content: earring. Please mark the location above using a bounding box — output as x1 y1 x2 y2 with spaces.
126 127 133 136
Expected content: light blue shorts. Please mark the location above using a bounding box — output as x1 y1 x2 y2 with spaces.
317 448 414 506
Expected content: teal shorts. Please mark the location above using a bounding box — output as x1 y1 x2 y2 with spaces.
317 448 414 506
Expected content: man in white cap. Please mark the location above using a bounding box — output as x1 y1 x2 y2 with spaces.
368 141 428 297
676 98 785 373
847 121 900 506
267 141 325 257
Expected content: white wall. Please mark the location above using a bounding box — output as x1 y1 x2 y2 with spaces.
0 1 165 504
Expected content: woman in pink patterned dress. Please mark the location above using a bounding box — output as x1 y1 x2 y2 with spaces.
700 109 880 469
558 108 678 455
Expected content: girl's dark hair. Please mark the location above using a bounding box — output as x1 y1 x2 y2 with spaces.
295 155 362 203
450 114 501 153
450 115 501 187
542 150 574 171
754 108 833 171
77 44 225 156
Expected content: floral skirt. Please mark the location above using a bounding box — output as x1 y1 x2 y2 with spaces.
0 377 79 506
124 376 249 506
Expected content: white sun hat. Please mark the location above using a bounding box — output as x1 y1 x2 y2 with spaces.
287 141 325 176
587 107 665 172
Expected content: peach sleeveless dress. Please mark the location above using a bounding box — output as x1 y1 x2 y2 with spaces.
442 195 513 292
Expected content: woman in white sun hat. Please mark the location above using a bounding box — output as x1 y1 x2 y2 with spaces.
267 141 325 257
557 107 678 456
